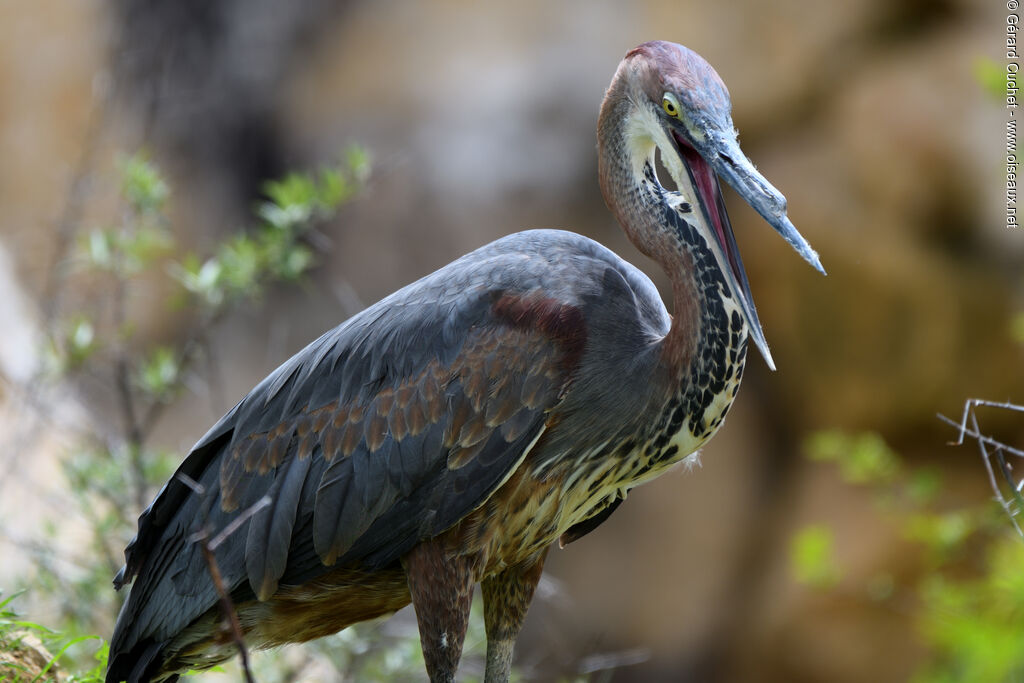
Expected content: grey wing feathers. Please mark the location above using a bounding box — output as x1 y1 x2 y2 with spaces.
245 451 313 601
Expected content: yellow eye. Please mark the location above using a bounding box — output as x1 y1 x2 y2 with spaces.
662 93 680 118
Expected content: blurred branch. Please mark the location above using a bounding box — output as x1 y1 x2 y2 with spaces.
576 647 651 677
41 93 108 326
939 399 1024 538
177 473 269 683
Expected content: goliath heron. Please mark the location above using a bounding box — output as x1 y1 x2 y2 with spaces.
106 41 823 682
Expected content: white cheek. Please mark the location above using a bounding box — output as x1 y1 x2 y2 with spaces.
623 104 697 202
623 106 657 176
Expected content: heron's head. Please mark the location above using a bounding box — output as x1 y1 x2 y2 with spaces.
605 41 825 370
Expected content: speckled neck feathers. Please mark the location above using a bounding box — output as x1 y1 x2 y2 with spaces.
596 55 748 458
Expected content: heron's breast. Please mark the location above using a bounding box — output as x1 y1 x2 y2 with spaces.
556 300 748 521
443 300 748 573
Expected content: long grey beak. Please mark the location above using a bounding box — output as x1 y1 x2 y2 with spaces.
677 127 825 372
711 137 826 276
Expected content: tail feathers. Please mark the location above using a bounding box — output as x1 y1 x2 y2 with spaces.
106 639 177 683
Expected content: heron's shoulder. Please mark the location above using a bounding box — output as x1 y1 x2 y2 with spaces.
493 230 666 322
468 229 624 266
447 229 661 303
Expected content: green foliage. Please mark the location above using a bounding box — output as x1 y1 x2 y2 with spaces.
904 510 975 561
82 224 172 276
804 430 900 485
973 57 1005 103
799 429 1024 680
13 146 370 679
43 315 99 374
79 153 174 280
118 152 169 214
0 592 107 682
914 540 1024 683
170 148 369 308
134 346 181 403
790 524 841 588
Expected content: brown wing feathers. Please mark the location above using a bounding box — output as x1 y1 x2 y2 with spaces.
224 302 582 600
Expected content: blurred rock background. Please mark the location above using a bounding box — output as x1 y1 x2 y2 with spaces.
0 0 1020 681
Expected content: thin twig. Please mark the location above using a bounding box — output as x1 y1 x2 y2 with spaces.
936 413 1024 460
174 471 203 495
115 360 149 515
973 406 1024 537
208 496 270 551
939 399 1024 538
114 357 142 447
947 399 1024 447
137 310 223 436
175 472 260 683
198 538 256 683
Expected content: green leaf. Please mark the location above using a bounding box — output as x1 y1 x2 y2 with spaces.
170 256 225 306
276 243 313 280
0 591 26 614
915 540 1024 682
46 316 99 372
804 430 901 485
904 511 973 555
217 235 263 296
259 148 371 227
117 153 169 213
83 229 116 270
316 166 349 208
257 201 313 232
195 259 222 293
973 57 1005 102
263 172 317 211
135 346 180 401
907 468 942 505
346 144 372 184
119 224 172 273
70 319 94 354
790 524 841 588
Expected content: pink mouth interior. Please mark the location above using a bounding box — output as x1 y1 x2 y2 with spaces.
671 131 727 252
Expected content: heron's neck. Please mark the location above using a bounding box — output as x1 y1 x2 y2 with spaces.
597 98 710 376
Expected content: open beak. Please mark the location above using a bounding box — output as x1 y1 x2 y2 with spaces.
672 129 824 371
710 135 825 275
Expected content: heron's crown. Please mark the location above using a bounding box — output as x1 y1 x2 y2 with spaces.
624 41 732 124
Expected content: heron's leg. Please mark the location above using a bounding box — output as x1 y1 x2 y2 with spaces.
403 539 479 683
481 549 548 683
